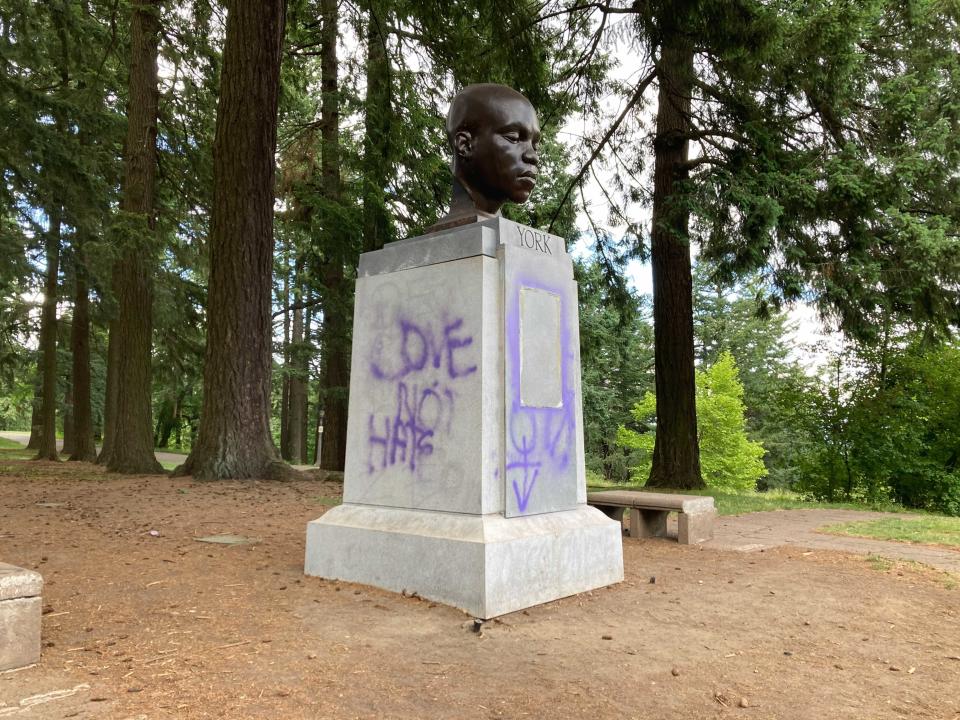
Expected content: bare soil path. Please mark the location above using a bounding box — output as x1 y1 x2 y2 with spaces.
1 461 958 719
711 509 960 573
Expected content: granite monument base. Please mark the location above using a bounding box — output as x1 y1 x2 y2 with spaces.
0 563 42 672
305 503 622 619
304 216 623 617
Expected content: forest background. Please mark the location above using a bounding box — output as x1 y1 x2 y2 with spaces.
1 0 958 514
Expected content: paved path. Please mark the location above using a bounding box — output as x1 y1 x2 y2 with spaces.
708 509 960 574
1 431 188 466
0 432 318 472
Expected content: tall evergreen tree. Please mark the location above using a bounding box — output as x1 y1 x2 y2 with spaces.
34 208 61 461
99 0 163 474
315 0 349 472
175 0 291 480
68 241 97 461
543 0 960 488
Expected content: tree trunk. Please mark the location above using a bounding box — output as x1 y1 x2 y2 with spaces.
26 384 41 450
361 0 391 253
99 0 163 474
313 386 323 465
317 0 348 472
174 0 291 480
279 247 291 460
68 248 97 462
34 208 61 461
646 35 704 490
62 382 74 457
287 261 308 464
301 302 312 465
98 312 119 460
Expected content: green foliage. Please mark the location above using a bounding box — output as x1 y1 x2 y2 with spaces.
618 352 766 491
576 257 654 481
2 0 959 498
696 352 768 491
788 337 960 515
693 260 808 488
689 0 960 339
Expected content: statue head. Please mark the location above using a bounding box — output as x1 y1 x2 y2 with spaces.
445 84 541 216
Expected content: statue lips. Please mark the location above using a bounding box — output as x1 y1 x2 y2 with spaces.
514 170 538 197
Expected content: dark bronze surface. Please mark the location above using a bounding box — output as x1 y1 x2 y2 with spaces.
427 84 540 234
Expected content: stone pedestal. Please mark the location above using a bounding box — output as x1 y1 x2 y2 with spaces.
305 217 623 618
0 563 42 671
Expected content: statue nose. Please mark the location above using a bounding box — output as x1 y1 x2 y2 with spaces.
523 145 539 165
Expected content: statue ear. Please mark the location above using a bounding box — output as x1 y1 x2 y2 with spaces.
454 130 473 159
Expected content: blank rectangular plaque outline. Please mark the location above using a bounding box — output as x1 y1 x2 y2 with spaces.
519 287 563 408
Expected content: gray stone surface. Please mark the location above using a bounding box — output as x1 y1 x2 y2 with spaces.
343 254 498 515
587 490 715 514
501 233 580 518
519 288 562 408
305 504 622 619
358 221 499 277
631 509 668 539
0 564 42 672
305 218 622 616
194 534 259 546
0 563 42 602
678 509 716 545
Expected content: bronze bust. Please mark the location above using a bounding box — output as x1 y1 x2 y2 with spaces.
428 84 541 233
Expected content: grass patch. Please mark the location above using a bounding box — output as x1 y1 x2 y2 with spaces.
0 443 36 461
820 516 960 548
586 479 911 517
865 554 895 572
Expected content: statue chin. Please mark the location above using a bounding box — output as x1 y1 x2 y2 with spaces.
510 188 533 204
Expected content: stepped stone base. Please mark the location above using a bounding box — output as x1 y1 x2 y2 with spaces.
0 563 42 671
305 504 623 619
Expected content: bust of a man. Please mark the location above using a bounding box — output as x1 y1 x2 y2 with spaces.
428 84 541 233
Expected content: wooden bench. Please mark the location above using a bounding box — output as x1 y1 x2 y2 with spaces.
0 562 42 671
587 491 716 544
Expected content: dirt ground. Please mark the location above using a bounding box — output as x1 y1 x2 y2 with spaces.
1 459 959 720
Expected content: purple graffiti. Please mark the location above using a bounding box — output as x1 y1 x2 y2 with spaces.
367 381 453 473
371 317 477 382
507 416 541 512
504 276 578 515
366 315 477 476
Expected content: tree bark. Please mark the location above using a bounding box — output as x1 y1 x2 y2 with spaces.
280 247 291 460
68 244 97 462
98 311 119 460
26 383 41 450
317 0 348 472
287 261 308 465
646 34 704 490
62 382 74 457
99 0 163 474
361 0 391 253
301 303 313 465
174 0 291 480
34 208 61 461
